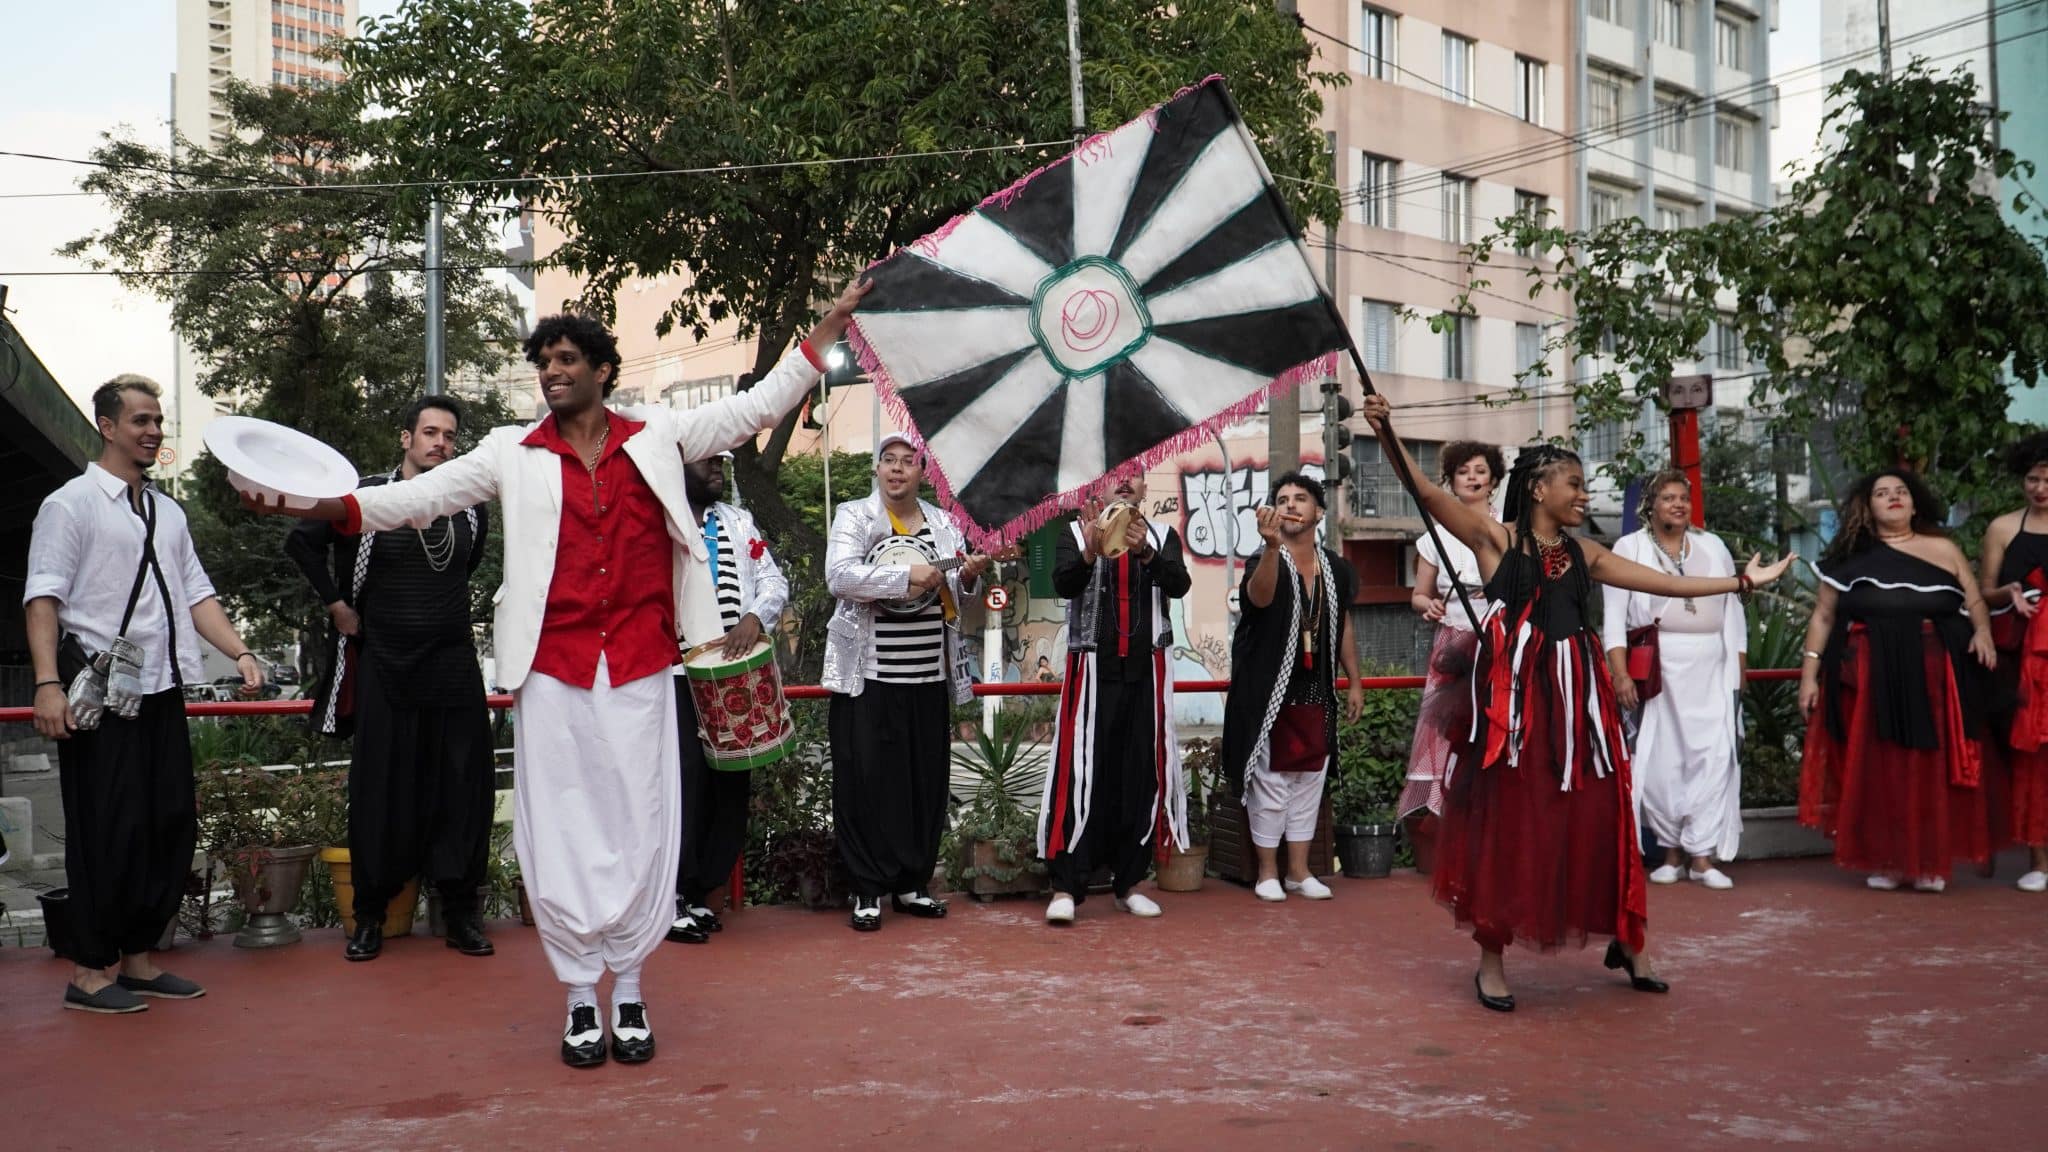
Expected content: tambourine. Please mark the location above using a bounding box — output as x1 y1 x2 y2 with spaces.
1096 501 1143 557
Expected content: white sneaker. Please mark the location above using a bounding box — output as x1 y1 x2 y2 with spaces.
1649 864 1683 885
1116 892 1162 917
2018 870 2048 893
1689 867 1734 890
1045 894 1076 924
1866 874 1901 891
1253 878 1287 902
1284 875 1334 900
1913 876 1947 893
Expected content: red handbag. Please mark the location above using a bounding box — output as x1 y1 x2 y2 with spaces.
1626 622 1663 702
1270 704 1329 773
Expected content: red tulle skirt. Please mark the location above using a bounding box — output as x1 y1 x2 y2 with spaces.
2009 748 2048 847
1400 627 1478 818
1997 633 2048 848
1431 643 1647 954
1799 626 1989 878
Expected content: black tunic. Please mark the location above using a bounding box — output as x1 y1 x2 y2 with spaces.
1051 521 1192 681
1221 546 1357 797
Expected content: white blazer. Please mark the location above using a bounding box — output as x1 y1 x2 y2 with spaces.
351 346 820 691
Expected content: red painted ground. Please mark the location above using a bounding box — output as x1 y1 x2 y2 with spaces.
5 858 2045 1151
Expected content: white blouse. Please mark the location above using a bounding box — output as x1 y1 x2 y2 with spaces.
1416 529 1488 633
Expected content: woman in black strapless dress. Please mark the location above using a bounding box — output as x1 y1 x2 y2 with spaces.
1798 471 1995 891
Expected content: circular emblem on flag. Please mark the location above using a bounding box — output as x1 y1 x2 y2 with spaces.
985 586 1010 611
1031 257 1150 376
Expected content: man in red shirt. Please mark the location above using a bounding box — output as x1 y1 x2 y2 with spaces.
249 281 867 1067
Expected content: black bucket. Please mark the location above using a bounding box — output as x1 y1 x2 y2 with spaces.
37 888 75 960
1334 824 1399 879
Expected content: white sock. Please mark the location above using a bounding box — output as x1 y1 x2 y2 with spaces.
612 967 643 1008
566 984 597 1013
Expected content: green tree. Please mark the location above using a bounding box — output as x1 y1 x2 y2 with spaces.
60 81 521 652
1458 63 2048 544
342 0 1342 557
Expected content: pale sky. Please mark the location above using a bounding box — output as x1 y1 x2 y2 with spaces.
3 1 1825 418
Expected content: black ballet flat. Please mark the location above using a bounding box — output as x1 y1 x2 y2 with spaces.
1473 973 1515 1013
1604 941 1670 994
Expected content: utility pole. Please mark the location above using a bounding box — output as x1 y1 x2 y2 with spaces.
1065 0 1086 140
1878 0 1893 77
424 196 445 396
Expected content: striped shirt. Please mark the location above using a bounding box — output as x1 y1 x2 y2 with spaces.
704 508 744 632
865 524 947 684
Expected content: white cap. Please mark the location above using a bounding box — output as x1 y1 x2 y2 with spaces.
876 431 918 458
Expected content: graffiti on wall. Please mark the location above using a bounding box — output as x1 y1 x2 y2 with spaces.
1180 462 1325 561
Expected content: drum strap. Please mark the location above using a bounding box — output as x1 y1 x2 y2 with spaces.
886 505 956 623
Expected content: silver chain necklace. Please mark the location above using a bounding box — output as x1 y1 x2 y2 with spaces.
1652 530 1696 614
415 518 457 573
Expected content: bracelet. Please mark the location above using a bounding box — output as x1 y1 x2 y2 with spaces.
1802 650 1823 661
232 651 257 664
1736 574 1754 595
35 678 63 689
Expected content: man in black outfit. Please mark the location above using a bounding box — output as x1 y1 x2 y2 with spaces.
1037 472 1193 923
287 395 495 961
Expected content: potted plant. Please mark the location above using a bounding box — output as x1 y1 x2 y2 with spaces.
1332 684 1416 879
194 753 323 948
747 718 845 909
1156 738 1219 892
944 720 1050 899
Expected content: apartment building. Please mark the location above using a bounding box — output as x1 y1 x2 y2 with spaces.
1575 0 1777 507
1294 0 1574 665
166 0 358 479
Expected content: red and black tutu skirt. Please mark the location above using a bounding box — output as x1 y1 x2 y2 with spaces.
1800 622 1989 878
1431 619 1647 954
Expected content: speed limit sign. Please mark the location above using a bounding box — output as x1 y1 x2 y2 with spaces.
985 586 1010 611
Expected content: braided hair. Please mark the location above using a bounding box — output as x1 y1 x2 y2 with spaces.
1502 444 1584 550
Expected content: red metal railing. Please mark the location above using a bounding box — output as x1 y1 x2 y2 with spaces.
0 668 1801 723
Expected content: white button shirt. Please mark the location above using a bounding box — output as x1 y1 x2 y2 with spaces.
24 464 217 694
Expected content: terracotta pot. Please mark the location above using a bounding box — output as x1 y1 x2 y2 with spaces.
319 846 419 937
1155 845 1209 892
961 839 1048 898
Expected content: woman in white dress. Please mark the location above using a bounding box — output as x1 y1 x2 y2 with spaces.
1404 442 1504 837
1602 471 1748 889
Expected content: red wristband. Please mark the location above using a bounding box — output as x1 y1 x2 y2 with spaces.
800 341 828 372
340 492 364 536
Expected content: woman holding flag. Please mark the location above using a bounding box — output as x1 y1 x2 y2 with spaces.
1362 395 1794 1012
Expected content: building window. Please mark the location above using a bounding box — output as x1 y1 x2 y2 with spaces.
1589 0 1628 26
1714 321 1742 370
1715 14 1747 69
1442 33 1473 105
1589 70 1627 134
1441 175 1473 245
1514 56 1546 126
1655 94 1691 154
1359 153 1399 229
1582 419 1623 463
1351 440 1442 520
1590 184 1626 229
1513 190 1548 256
1715 116 1751 171
1515 323 1544 376
1654 201 1689 231
1361 5 1397 81
1362 299 1397 373
1654 0 1687 50
1441 314 1475 381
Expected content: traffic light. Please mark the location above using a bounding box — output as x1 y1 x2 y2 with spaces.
1322 385 1354 484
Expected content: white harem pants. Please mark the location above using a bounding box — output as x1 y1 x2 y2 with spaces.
513 656 682 988
1247 746 1328 848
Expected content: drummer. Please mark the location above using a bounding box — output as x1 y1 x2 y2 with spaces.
823 432 991 931
668 451 788 945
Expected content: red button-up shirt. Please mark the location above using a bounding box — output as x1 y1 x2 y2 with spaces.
519 410 677 689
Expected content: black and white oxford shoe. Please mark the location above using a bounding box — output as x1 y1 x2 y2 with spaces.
561 1003 606 1068
610 1002 655 1064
